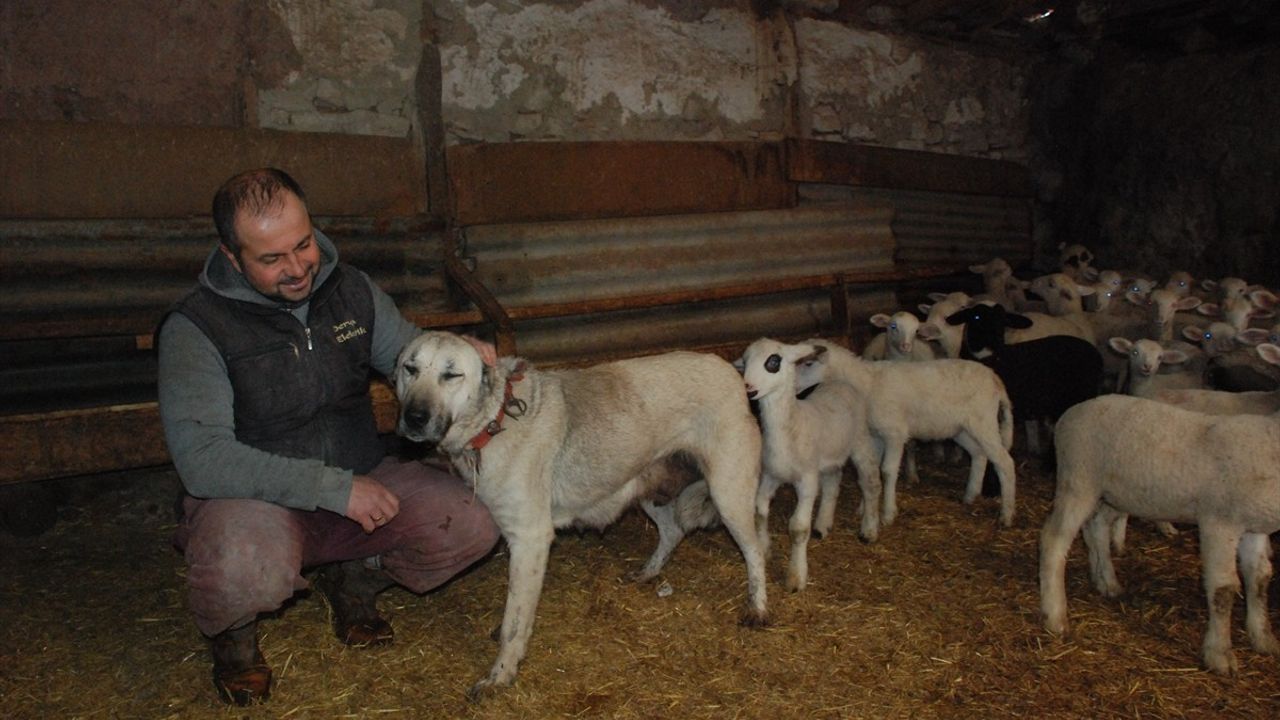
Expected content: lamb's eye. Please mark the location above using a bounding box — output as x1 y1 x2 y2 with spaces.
889 322 898 331
1204 332 1213 341
1131 349 1139 357
765 354 782 373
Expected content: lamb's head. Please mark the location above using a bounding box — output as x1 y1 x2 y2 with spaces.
869 311 922 357
1124 277 1157 304
394 331 493 445
1148 288 1201 328
737 338 824 401
1164 271 1195 298
1182 321 1245 358
1029 272 1093 315
1058 243 1095 280
1107 337 1187 378
969 258 1013 295
945 302 1031 360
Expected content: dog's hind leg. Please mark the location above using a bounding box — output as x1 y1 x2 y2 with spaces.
705 446 769 626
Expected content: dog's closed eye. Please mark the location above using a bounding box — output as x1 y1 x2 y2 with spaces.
441 371 463 381
402 364 419 378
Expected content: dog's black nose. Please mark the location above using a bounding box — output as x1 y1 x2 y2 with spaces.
404 407 430 430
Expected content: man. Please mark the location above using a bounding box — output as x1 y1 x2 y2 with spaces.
157 168 500 705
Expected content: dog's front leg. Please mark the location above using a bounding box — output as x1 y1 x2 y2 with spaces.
468 521 554 700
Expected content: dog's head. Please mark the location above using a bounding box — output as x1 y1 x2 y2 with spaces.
393 332 496 446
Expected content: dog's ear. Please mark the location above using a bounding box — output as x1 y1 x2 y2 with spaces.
462 335 497 367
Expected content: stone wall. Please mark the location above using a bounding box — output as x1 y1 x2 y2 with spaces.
2 0 1031 161
1031 44 1280 284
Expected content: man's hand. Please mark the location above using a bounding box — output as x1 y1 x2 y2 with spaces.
346 475 400 533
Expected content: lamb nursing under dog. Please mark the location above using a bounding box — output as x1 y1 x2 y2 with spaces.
393 331 768 697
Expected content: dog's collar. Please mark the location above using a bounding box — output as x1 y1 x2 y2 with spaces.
466 364 526 454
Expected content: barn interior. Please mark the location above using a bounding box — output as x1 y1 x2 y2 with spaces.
2 1 1279 717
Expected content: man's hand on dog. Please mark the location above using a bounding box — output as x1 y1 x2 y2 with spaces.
346 475 401 533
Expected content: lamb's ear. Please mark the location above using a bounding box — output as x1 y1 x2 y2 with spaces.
731 355 746 374
869 313 892 328
1237 328 1270 347
1201 278 1218 292
1160 349 1189 366
462 335 497 367
1256 343 1280 366
1174 296 1202 312
1182 325 1206 343
799 345 828 365
1107 337 1133 355
945 308 970 326
1004 312 1034 329
917 323 941 340
969 262 988 274
927 292 949 302
1196 303 1220 317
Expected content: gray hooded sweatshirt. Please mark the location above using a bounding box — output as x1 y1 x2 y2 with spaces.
157 230 419 514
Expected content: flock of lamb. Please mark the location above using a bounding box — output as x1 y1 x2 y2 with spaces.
736 243 1280 676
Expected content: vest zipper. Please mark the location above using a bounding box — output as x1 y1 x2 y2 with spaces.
305 327 313 351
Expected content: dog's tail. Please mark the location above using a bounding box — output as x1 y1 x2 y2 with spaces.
674 480 721 530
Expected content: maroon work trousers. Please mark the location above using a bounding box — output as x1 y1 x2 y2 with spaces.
172 457 500 637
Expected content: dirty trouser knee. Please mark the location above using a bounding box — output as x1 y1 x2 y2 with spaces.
174 457 499 636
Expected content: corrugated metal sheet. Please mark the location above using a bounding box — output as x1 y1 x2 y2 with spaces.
0 218 448 416
463 205 897 306
797 184 1032 267
456 204 900 363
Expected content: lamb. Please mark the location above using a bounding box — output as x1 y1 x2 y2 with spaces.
969 258 1029 311
917 291 972 359
737 338 883 591
945 302 1103 457
863 310 936 484
1106 337 1200 398
793 338 1017 527
863 311 936 362
1142 288 1202 343
1152 344 1280 414
1040 393 1280 675
1203 322 1280 392
1058 242 1096 282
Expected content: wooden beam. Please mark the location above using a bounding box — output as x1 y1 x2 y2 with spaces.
787 138 1033 197
447 141 793 226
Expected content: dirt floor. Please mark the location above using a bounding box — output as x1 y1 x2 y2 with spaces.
2 447 1279 719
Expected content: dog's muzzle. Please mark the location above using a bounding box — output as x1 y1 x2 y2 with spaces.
397 399 449 445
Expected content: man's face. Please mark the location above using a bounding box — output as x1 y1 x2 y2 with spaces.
220 190 321 303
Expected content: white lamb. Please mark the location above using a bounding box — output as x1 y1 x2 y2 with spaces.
918 291 972 359
737 338 883 592
1107 337 1201 398
864 311 937 484
794 339 1017 528
1041 393 1280 675
1153 343 1280 414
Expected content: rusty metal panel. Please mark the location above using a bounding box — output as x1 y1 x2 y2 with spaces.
786 138 1032 198
461 205 897 307
0 218 450 340
507 287 898 366
0 121 427 219
447 141 793 226
798 184 1031 267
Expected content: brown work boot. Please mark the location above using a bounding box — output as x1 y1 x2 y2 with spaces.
314 559 396 646
209 621 271 706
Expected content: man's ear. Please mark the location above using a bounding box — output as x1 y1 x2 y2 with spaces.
463 335 498 367
218 243 243 273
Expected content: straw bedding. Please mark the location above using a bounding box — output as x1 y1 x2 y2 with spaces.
2 445 1277 719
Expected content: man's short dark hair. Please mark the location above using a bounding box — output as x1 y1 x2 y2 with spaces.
211 168 308 256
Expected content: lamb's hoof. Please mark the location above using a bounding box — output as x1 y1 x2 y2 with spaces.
739 608 770 628
1000 514 1015 529
811 527 829 540
466 677 508 702
858 530 879 544
488 624 501 642
1042 615 1068 637
785 575 806 593
1203 650 1239 677
626 568 658 584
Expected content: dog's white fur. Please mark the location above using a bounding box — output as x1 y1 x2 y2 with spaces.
394 332 768 697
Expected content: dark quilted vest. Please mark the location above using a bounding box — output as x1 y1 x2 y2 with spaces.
171 264 383 473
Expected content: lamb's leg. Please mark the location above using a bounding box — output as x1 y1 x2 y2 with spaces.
812 467 842 539
786 472 819 592
902 441 920 485
850 439 883 544
1111 514 1130 556
632 499 685 582
1082 505 1123 597
754 473 782 562
1023 418 1042 456
954 433 988 505
879 436 906 527
1198 525 1242 676
1039 486 1100 636
1238 532 1280 656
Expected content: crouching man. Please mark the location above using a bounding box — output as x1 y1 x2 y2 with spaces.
157 168 500 705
